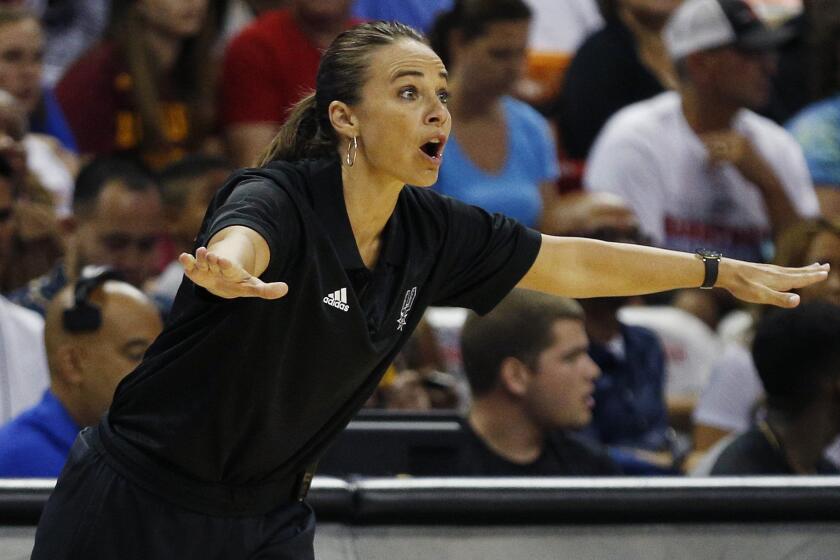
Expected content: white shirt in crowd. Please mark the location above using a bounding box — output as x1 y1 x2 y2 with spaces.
619 305 721 400
584 91 820 263
0 296 49 424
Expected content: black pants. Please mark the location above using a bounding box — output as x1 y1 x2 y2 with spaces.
31 428 316 560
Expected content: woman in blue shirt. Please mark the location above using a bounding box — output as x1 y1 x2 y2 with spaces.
428 0 561 230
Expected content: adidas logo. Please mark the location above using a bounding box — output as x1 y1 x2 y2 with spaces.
323 287 350 312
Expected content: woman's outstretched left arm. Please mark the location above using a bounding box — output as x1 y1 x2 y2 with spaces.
517 234 829 308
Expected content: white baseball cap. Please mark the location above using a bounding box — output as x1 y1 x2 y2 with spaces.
664 0 796 60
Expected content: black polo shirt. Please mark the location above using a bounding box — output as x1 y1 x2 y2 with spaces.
101 157 541 515
452 421 620 477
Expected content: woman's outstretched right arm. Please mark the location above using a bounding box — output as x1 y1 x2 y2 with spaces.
178 225 289 300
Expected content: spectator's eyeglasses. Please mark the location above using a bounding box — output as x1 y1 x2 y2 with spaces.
99 233 159 253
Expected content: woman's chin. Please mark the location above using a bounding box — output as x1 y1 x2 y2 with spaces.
408 170 440 188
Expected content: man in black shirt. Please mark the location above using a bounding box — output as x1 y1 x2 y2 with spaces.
711 302 840 475
455 289 618 476
30 20 830 560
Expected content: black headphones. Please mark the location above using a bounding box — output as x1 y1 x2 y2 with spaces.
62 267 124 333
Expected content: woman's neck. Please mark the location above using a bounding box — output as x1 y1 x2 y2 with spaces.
340 160 403 269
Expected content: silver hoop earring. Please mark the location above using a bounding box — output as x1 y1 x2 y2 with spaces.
345 136 358 167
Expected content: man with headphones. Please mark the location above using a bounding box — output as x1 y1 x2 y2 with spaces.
0 268 162 477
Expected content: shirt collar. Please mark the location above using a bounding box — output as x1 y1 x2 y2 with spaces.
307 158 407 269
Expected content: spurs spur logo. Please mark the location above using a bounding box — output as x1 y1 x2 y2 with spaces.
397 287 417 331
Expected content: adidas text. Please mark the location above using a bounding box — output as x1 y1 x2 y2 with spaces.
323 288 350 312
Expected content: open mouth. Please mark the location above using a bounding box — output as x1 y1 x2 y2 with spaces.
419 136 446 161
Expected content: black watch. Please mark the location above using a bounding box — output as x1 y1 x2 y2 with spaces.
695 249 723 289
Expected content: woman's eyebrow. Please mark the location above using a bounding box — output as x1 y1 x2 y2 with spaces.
390 68 449 82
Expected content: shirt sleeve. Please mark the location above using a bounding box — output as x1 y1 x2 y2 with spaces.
430 197 542 314
200 177 302 281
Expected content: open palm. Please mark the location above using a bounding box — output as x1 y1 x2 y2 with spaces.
179 247 288 300
721 261 829 308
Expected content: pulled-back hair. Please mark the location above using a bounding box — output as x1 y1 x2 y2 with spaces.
428 0 532 67
259 21 425 166
461 289 584 397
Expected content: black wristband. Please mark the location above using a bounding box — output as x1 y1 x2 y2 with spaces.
696 249 722 289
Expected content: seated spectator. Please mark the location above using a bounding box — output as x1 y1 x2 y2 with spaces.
0 12 78 218
710 301 840 475
427 0 562 231
0 167 49 423
0 105 65 293
692 217 840 456
150 154 234 308
454 289 619 476
18 0 109 88
579 293 671 454
556 207 671 459
0 6 78 152
56 0 219 170
220 0 357 166
585 0 819 264
8 156 165 315
550 0 679 160
0 271 162 477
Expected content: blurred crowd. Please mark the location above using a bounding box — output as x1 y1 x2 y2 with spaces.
1 0 840 479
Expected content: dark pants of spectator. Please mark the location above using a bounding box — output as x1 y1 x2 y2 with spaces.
31 428 316 559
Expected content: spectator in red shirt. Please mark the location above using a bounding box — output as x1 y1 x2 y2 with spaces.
220 0 357 166
55 0 219 170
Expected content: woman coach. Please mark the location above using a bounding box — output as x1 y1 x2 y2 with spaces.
32 21 828 560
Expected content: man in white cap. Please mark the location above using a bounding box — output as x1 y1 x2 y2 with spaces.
584 0 819 265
